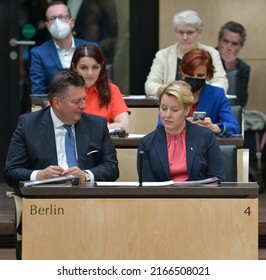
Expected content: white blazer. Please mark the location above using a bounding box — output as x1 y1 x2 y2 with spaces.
145 42 228 96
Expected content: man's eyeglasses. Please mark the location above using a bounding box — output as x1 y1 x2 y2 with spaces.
176 30 198 37
47 15 70 23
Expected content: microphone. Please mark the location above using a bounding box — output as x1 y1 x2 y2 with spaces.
109 127 126 138
138 150 144 187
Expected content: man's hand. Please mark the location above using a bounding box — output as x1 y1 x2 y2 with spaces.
36 166 87 183
220 50 237 70
62 167 87 183
36 165 65 180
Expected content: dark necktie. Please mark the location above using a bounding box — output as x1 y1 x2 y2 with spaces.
63 124 78 167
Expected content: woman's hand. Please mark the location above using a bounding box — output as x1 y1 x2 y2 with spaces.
188 117 221 134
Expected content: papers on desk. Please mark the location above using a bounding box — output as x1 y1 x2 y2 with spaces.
123 95 157 100
226 94 237 99
127 134 146 138
96 181 173 187
19 175 80 188
96 177 220 187
123 95 147 99
172 177 221 186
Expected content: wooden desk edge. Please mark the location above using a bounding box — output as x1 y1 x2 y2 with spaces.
20 182 258 198
112 135 244 148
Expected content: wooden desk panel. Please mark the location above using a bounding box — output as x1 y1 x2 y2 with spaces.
129 107 159 134
113 137 246 182
19 182 259 198
31 94 48 106
22 196 258 260
31 95 159 108
117 148 138 181
123 95 158 107
113 135 244 148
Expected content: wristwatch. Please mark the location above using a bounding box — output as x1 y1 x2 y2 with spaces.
84 171 91 182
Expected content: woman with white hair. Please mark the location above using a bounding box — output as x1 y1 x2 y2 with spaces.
145 10 228 96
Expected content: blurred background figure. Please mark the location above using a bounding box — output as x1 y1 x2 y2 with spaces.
157 49 240 136
217 21 250 107
30 1 97 96
145 9 228 96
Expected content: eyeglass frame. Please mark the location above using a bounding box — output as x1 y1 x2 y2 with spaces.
175 30 199 37
46 14 70 24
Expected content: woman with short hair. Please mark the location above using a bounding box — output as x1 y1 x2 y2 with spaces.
145 9 228 96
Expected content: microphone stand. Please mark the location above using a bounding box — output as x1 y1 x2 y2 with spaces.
138 151 144 187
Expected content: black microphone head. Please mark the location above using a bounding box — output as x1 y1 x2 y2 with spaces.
138 150 144 187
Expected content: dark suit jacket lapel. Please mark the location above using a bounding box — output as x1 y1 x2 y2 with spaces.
154 126 171 178
185 121 199 177
37 109 58 165
75 116 91 167
46 40 62 70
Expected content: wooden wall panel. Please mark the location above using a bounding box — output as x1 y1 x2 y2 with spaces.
159 0 266 113
22 198 258 259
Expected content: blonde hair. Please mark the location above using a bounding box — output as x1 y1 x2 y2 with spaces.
157 80 194 109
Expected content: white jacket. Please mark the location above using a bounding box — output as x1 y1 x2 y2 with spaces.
145 42 228 96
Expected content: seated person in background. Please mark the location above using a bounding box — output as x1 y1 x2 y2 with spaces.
138 80 225 182
30 1 98 95
217 21 250 107
157 49 240 136
5 69 119 194
145 9 228 96
70 44 131 134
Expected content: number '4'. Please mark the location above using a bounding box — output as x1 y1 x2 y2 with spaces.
244 207 251 216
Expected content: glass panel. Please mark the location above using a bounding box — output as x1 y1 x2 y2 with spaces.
72 0 130 93
19 0 129 112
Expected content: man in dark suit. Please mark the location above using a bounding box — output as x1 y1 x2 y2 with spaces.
217 21 250 107
30 1 97 95
5 69 119 194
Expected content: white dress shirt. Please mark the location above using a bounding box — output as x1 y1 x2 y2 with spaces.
30 107 94 182
54 37 75 69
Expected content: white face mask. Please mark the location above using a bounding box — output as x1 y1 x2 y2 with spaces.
49 18 71 40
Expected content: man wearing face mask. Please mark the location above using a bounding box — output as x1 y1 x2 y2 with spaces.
30 1 98 95
157 49 240 136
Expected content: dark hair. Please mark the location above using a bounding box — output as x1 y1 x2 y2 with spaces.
218 21 246 46
48 69 85 103
180 49 215 80
45 1 72 20
70 44 111 108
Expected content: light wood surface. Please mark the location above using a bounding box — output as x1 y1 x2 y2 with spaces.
237 149 249 182
130 107 158 134
116 148 138 181
22 197 258 260
159 0 266 114
116 146 247 182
